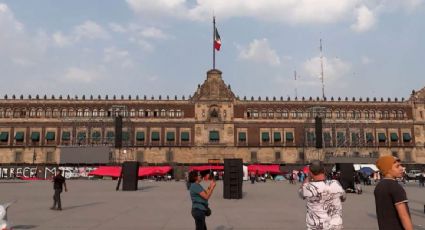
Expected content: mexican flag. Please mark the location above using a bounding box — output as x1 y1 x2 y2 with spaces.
214 27 221 51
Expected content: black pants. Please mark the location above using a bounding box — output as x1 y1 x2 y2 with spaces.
53 189 62 209
191 208 207 230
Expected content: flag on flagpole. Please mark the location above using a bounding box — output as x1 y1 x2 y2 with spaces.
214 27 221 51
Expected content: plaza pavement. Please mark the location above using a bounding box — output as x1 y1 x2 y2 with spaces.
0 179 424 230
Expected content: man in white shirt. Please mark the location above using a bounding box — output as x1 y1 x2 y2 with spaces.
299 160 346 230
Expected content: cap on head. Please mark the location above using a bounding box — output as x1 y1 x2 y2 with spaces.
376 155 399 175
309 160 325 175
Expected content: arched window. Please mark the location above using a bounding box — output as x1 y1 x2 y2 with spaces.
160 109 166 117
275 110 282 118
252 110 259 118
383 111 389 119
261 110 267 118
130 109 136 117
0 108 4 117
138 109 144 117
36 108 43 118
68 109 75 117
246 109 251 118
169 110 175 117
53 109 60 117
282 110 288 118
83 109 90 117
92 109 98 117
5 108 12 118
176 110 182 117
61 109 67 117
364 110 369 119
397 111 404 119
77 109 83 117
45 108 52 117
268 110 274 118
370 110 376 119
99 109 105 117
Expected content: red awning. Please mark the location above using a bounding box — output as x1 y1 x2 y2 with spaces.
88 166 121 177
138 166 172 177
189 165 224 171
248 164 281 174
88 166 172 177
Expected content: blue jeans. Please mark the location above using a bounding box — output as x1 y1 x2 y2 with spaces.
191 208 207 230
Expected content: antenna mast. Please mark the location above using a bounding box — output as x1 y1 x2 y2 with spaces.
320 39 325 99
294 70 298 98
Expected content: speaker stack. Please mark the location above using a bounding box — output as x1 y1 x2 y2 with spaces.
122 161 139 191
115 115 123 148
315 116 323 149
223 159 243 199
336 163 355 190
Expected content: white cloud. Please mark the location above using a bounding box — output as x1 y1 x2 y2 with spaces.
52 20 109 47
109 22 127 33
140 27 168 39
303 56 351 85
351 5 376 32
361 56 373 64
74 20 109 41
63 67 102 83
238 39 280 66
126 0 423 31
52 32 72 47
103 47 134 68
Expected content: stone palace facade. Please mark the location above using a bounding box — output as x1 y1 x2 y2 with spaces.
0 69 424 164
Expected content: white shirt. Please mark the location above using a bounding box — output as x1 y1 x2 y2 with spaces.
299 180 346 230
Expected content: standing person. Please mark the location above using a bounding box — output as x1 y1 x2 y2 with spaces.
51 169 67 211
374 156 413 230
299 160 346 230
419 171 425 187
188 171 216 230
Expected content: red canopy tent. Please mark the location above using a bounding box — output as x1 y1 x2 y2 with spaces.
138 166 172 177
248 164 281 175
88 166 121 177
189 165 224 171
89 166 173 177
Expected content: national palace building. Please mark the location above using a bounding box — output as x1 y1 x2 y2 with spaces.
0 69 425 165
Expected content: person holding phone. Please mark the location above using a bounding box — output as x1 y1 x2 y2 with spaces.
188 170 216 230
299 160 346 230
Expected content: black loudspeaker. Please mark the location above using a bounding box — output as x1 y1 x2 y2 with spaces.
115 115 123 148
224 159 243 199
315 116 323 149
122 161 139 191
336 163 354 190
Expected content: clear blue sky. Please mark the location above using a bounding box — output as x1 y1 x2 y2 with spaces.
0 0 424 99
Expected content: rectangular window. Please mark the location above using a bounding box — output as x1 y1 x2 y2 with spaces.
275 152 281 162
46 132 55 141
136 151 144 163
285 132 294 142
15 132 24 142
151 131 160 141
181 132 190 141
136 132 145 141
261 132 270 142
166 151 173 162
15 151 23 162
251 151 257 162
46 152 54 163
166 132 175 141
366 133 374 143
91 131 101 141
77 132 86 141
62 131 71 141
238 132 246 142
31 132 40 142
351 133 359 146
390 133 398 142
106 131 115 141
209 131 220 142
402 133 411 142
378 133 386 142
337 132 345 146
273 132 281 142
0 132 9 142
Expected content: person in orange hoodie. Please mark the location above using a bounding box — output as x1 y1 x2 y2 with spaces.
374 156 413 230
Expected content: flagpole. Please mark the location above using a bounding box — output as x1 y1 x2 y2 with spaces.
213 16 216 70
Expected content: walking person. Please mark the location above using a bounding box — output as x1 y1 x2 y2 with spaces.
188 171 216 230
374 156 413 230
51 169 67 211
299 160 346 230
